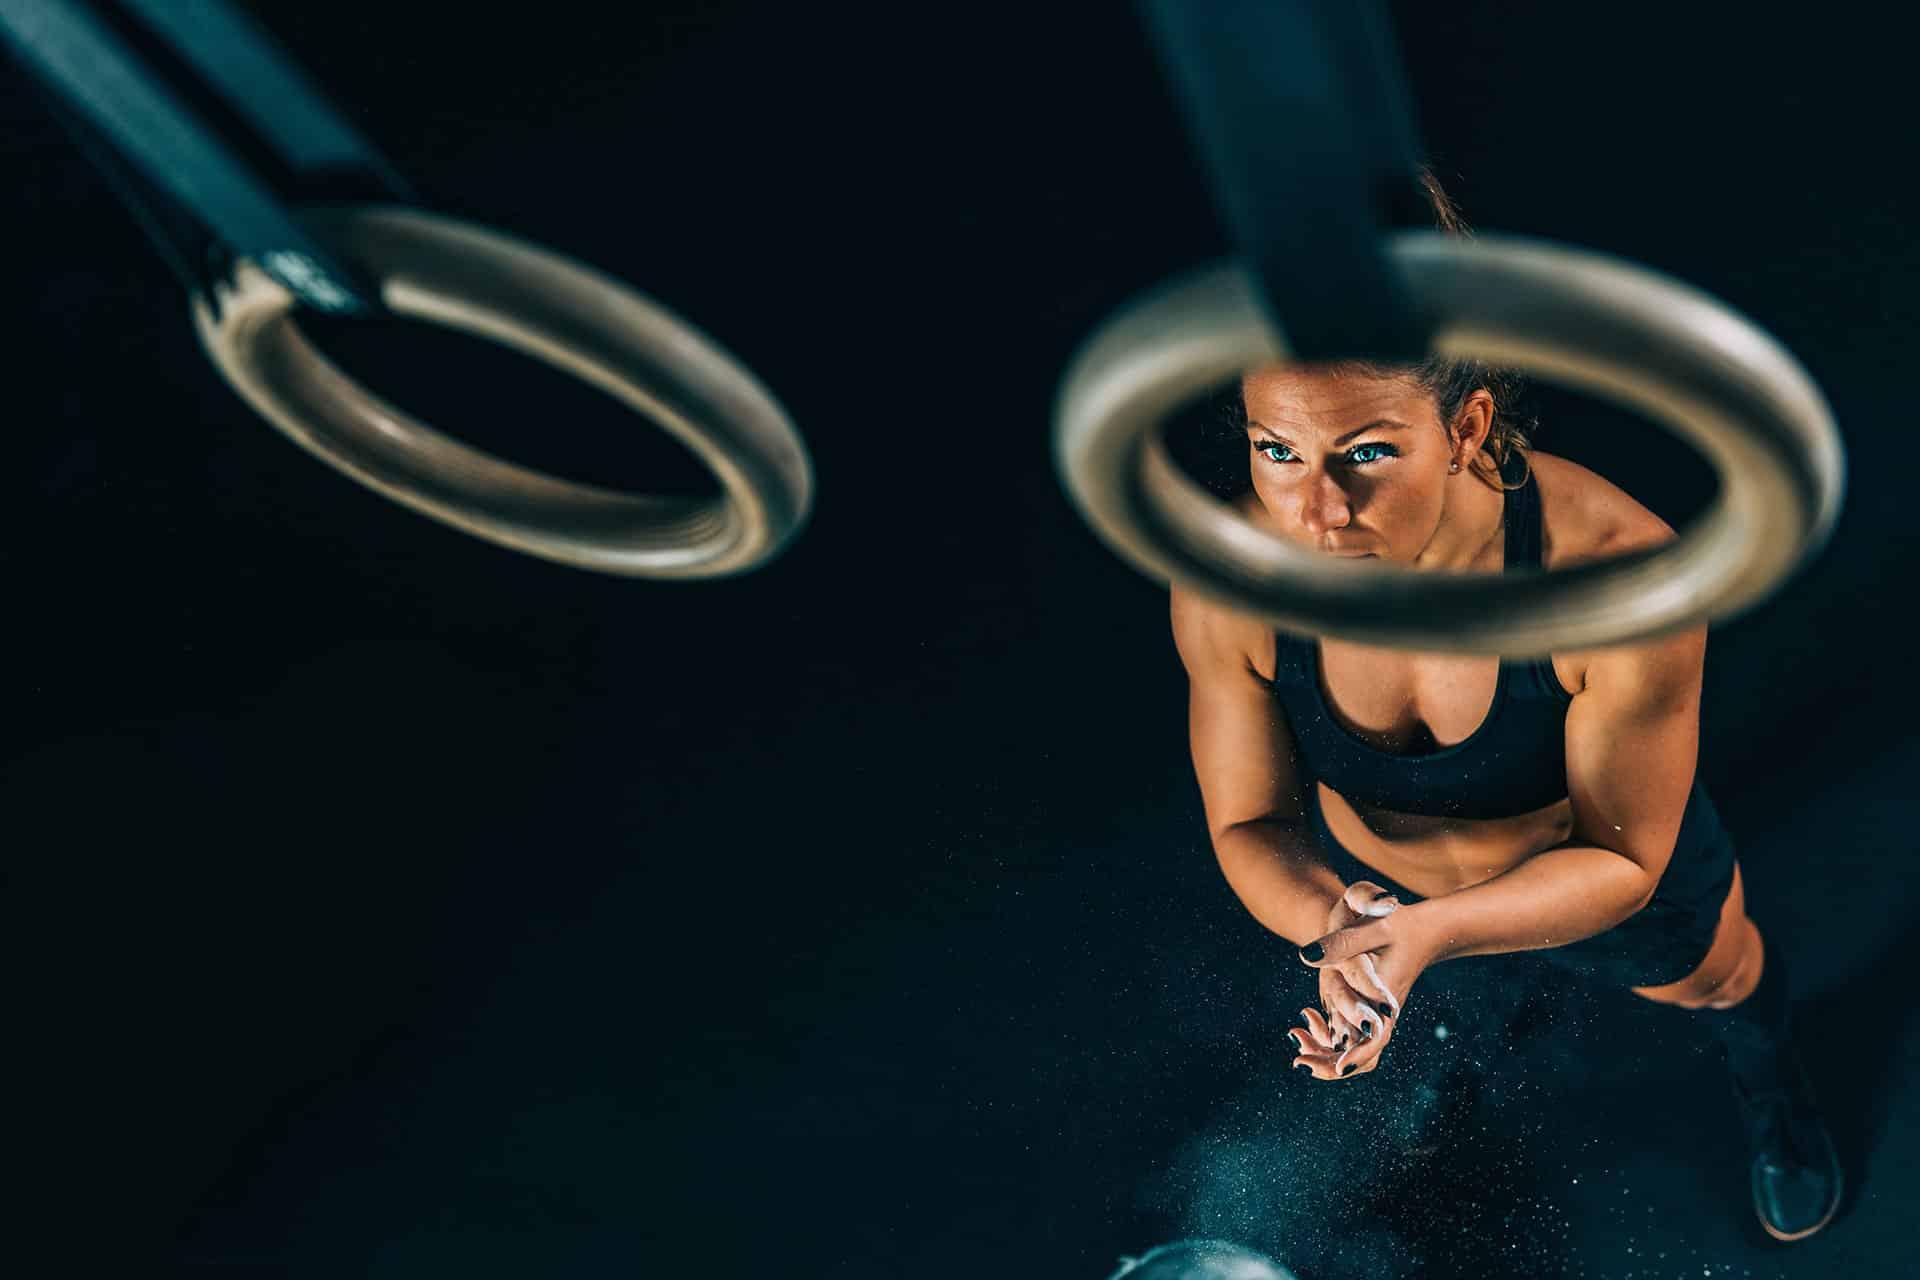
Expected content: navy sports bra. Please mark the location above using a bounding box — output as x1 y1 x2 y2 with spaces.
1264 450 1575 820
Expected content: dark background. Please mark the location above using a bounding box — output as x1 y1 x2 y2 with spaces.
5 3 1915 1277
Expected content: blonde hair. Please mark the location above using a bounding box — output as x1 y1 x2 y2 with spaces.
1326 167 1535 492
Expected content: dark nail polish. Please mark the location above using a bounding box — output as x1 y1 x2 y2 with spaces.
1341 1063 1357 1076
1376 1002 1393 1021
1295 1062 1313 1073
1299 942 1325 964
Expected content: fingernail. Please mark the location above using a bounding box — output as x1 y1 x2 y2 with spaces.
1341 1063 1358 1076
1295 1062 1313 1073
1376 1001 1393 1021
1299 942 1325 964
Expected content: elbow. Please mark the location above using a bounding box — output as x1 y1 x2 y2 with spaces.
1208 817 1267 870
1208 822 1248 868
1210 817 1253 853
1623 867 1662 918
1212 813 1300 852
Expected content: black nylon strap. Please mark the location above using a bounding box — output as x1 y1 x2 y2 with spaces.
0 0 410 312
1135 0 1437 363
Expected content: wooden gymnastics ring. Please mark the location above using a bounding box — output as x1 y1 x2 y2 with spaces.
1053 229 1846 655
192 204 813 578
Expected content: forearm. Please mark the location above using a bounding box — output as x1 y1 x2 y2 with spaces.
1212 817 1349 946
1411 842 1657 963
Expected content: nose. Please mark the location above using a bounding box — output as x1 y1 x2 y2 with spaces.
1298 467 1354 537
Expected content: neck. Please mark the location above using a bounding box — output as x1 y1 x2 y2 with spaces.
1411 473 1506 572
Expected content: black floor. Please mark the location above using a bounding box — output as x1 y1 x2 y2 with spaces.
6 3 1917 1277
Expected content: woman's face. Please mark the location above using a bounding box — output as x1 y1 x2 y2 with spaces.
1241 365 1482 565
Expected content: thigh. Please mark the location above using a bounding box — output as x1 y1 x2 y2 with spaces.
1631 862 1762 1007
1536 831 1739 990
1308 784 1742 992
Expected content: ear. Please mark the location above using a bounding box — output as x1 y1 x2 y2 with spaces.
1448 389 1497 460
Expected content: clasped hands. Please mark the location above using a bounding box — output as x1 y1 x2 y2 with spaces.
1286 880 1442 1081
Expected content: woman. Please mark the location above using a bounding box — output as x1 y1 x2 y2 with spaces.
1169 177 1843 1242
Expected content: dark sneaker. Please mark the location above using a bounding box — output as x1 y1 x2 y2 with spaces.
1726 1041 1843 1241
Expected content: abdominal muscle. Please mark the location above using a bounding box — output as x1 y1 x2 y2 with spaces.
1315 781 1575 898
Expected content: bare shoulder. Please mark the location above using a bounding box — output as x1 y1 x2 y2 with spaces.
1171 491 1278 681
1530 451 1704 695
1528 450 1677 568
1170 582 1276 683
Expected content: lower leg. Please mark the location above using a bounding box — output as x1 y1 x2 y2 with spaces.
1708 925 1794 1081
1631 867 1840 1240
1701 921 1842 1241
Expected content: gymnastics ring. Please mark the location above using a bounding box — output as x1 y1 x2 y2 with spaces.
1054 229 1846 655
192 204 813 578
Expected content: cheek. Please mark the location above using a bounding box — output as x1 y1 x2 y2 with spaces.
1372 482 1445 538
1250 469 1292 516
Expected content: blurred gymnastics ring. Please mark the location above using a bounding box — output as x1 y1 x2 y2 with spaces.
192 204 813 578
1054 229 1846 654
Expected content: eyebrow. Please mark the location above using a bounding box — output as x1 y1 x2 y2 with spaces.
1247 418 1413 447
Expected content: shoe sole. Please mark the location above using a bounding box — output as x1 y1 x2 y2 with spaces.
1756 1165 1844 1242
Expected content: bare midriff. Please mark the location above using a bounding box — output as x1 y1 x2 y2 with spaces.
1315 781 1575 899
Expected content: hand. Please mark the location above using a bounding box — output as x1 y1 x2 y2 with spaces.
1288 881 1439 1081
1284 881 1400 1075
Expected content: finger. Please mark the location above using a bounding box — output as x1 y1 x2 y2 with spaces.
1324 897 1363 931
1318 977 1358 1046
1292 1050 1340 1081
1321 970 1379 1044
1286 1024 1336 1056
1356 952 1402 1018
1299 919 1393 968
1336 1034 1389 1078
1336 971 1397 1028
1334 1011 1394 1077
1343 881 1404 919
1337 1052 1381 1080
1301 1006 1339 1050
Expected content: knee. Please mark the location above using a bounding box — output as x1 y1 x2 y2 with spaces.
1635 919 1765 1010
1701 920 1766 1009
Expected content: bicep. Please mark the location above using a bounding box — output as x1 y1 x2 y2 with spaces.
1562 625 1708 889
1172 590 1309 838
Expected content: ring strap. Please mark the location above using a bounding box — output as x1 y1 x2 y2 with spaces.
0 0 406 312
1134 0 1434 363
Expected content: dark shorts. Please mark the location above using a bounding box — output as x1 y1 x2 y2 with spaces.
1307 780 1739 989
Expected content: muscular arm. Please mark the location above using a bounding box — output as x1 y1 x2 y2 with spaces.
1407 622 1709 963
1172 588 1347 946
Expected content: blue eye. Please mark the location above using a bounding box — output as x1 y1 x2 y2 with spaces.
1254 440 1399 466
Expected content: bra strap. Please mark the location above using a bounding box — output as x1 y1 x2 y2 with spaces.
1497 451 1570 699
1501 450 1543 571
1269 628 1316 685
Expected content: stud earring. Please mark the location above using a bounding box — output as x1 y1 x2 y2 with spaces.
1449 461 1461 473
